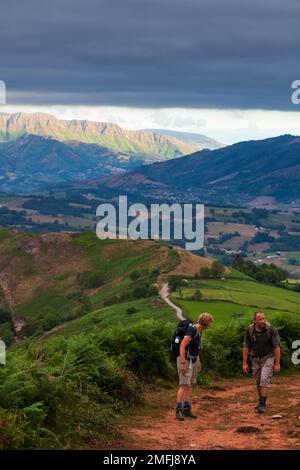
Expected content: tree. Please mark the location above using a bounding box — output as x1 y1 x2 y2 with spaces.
199 266 211 278
211 261 225 278
168 276 183 291
193 290 203 301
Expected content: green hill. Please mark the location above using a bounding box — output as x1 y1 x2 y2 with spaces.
0 229 180 340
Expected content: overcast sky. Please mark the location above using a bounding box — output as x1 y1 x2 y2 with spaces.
1 0 300 142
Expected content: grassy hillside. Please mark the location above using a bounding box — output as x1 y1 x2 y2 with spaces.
171 277 300 325
0 229 180 339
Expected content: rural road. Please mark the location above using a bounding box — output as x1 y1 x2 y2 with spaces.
159 283 185 321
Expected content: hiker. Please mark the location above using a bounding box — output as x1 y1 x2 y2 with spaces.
175 312 214 421
242 311 281 413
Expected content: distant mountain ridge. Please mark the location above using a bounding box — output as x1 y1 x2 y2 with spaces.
144 128 224 150
0 133 148 193
0 112 198 160
99 134 300 204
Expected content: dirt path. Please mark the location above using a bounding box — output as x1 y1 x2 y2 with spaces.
159 283 185 321
106 375 300 450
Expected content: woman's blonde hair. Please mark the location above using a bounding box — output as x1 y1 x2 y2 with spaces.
197 312 214 326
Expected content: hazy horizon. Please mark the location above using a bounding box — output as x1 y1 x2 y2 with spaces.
1 105 300 145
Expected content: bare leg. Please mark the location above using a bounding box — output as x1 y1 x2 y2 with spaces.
184 385 192 403
177 386 188 403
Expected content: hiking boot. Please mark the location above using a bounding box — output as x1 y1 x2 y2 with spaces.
257 402 266 413
254 399 261 410
257 396 267 413
183 406 198 419
175 408 185 421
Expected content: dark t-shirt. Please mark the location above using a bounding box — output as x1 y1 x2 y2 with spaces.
243 323 280 357
185 325 202 359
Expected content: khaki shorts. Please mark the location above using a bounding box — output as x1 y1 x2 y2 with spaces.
252 356 274 388
177 356 199 386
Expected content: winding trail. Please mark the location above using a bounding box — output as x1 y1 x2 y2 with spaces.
159 283 185 321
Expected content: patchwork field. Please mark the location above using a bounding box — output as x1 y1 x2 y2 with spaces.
171 278 300 326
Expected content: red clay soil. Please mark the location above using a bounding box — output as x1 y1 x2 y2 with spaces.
105 374 300 450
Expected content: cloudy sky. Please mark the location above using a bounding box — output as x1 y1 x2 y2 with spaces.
1 0 300 143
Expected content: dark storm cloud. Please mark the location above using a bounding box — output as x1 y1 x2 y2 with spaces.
0 0 299 109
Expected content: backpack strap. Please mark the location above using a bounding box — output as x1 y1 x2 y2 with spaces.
186 325 200 361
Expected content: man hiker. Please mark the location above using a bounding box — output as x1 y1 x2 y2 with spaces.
176 312 214 421
242 311 281 413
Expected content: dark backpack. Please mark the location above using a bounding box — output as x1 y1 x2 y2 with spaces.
248 321 272 343
170 319 195 360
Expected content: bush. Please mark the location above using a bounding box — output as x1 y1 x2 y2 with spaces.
192 290 203 301
201 323 246 377
0 322 15 346
211 261 226 278
77 271 105 289
130 270 140 281
132 286 148 298
0 333 143 449
199 266 211 278
0 308 11 324
132 283 158 299
168 276 183 291
98 319 174 381
126 307 137 314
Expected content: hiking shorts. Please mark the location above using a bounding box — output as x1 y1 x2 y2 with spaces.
251 356 274 388
177 356 199 386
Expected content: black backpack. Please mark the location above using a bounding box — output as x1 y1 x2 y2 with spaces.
170 319 195 360
248 322 272 343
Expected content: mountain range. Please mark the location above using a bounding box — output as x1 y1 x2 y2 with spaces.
0 112 223 193
143 128 223 150
99 134 300 204
0 111 299 206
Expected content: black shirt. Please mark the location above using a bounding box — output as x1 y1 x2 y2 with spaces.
243 323 280 357
185 325 202 359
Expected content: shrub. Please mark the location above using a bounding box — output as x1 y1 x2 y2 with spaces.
199 266 211 278
168 276 183 291
192 290 203 301
126 307 138 314
130 271 140 281
201 323 246 377
211 261 226 278
0 322 15 346
77 271 105 289
98 319 174 381
0 333 143 449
